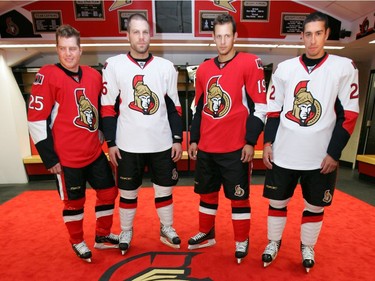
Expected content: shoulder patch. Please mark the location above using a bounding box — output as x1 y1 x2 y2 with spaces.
33 73 44 85
255 58 264 69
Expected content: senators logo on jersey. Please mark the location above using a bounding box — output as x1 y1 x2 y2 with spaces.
129 75 160 115
74 89 99 131
203 76 231 118
33 73 44 85
285 80 321 126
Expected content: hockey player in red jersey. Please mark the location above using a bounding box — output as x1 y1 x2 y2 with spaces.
100 13 183 254
187 14 267 264
261 12 359 272
27 25 119 262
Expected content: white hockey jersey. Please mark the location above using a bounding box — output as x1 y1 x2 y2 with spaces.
101 53 181 153
267 54 359 170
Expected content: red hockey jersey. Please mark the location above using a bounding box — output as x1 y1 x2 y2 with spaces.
28 64 102 168
193 52 267 153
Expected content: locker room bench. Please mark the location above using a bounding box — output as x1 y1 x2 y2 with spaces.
23 133 265 176
356 154 375 178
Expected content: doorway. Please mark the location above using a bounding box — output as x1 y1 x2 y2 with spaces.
358 70 375 154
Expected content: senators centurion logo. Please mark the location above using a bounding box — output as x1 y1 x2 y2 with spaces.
73 89 99 131
203 76 231 118
129 75 160 115
285 80 321 126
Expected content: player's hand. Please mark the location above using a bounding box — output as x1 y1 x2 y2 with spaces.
263 145 273 169
108 146 121 167
241 144 254 163
48 163 62 174
171 143 182 162
320 154 338 174
188 142 198 160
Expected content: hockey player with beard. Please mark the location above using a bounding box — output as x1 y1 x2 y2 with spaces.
101 13 183 254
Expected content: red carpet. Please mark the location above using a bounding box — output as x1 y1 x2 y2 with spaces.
0 185 374 281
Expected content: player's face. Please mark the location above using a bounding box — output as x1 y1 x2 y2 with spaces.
213 23 237 60
56 36 81 73
302 20 329 59
128 18 150 59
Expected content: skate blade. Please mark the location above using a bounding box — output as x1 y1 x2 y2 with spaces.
160 237 181 249
94 242 119 250
263 261 272 268
187 239 216 250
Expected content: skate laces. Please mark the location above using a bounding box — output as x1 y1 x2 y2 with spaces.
264 241 280 255
74 241 90 254
191 232 206 241
120 230 133 243
106 233 119 241
301 245 314 260
161 225 178 239
235 239 249 252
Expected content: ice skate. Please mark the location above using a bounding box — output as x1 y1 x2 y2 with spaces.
94 233 119 249
262 240 281 267
235 238 249 264
119 229 133 255
188 227 216 250
72 241 92 263
301 244 315 273
160 225 181 249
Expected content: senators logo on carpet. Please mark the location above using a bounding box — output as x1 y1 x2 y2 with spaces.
99 251 212 280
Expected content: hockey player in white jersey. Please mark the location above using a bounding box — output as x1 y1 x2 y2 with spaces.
101 13 183 254
262 12 359 272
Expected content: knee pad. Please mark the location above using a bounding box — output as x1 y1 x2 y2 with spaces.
231 199 250 208
154 184 172 198
269 198 291 209
64 197 85 210
304 200 324 213
97 186 118 203
200 192 219 205
120 188 139 200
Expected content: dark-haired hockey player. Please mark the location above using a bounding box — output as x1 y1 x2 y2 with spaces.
262 12 359 272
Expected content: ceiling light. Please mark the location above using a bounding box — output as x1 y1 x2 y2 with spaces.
0 43 55 48
234 44 278 48
370 40 375 44
323 46 345 50
277 44 305 49
151 43 209 47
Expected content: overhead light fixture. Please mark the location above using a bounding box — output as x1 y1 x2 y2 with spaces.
0 43 56 48
151 43 209 47
323 46 345 50
82 43 129 47
370 40 375 44
0 42 344 49
234 43 278 48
